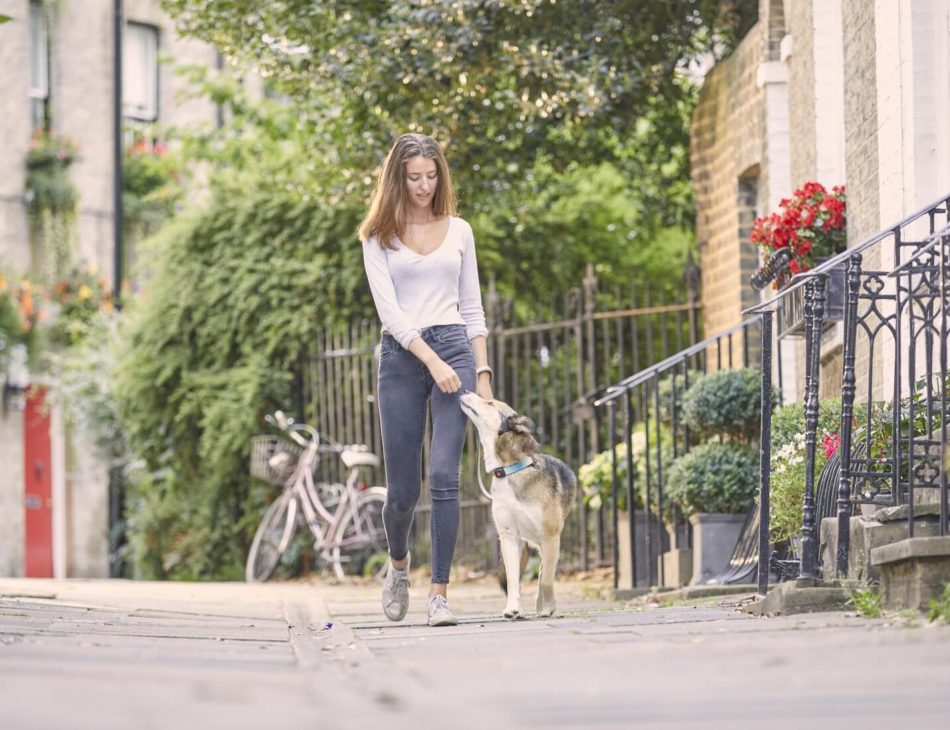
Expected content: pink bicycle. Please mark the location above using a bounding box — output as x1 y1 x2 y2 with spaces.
247 411 387 582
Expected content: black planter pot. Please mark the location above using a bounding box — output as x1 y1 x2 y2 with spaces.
777 258 847 338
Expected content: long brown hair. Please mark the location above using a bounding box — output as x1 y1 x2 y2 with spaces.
358 134 457 249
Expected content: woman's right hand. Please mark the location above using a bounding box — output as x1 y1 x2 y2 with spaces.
427 357 462 394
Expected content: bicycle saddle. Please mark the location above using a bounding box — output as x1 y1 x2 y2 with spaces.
341 448 380 469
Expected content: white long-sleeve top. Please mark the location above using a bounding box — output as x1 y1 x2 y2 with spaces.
361 215 489 349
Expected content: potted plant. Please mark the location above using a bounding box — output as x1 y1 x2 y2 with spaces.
666 368 775 584
25 131 79 283
579 428 670 588
666 442 759 584
749 182 848 335
750 182 846 286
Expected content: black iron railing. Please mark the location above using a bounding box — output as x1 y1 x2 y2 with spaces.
595 193 950 595
746 195 950 590
593 319 768 589
305 262 701 572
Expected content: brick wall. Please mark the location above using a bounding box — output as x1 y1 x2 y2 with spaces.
786 0 817 184
691 23 767 346
0 417 25 576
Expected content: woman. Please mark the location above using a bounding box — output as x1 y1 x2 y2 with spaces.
358 134 494 626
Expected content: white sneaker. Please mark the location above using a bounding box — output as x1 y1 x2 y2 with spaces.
426 594 459 627
381 554 410 621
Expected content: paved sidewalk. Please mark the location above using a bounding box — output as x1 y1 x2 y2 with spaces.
2 576 950 729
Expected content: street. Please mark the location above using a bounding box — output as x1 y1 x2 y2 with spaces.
2 576 949 729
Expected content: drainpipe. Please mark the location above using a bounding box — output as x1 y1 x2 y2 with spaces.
109 0 125 578
113 0 123 304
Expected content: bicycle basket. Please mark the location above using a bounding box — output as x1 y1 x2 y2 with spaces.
250 435 305 485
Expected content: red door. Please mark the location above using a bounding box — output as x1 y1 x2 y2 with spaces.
24 387 53 577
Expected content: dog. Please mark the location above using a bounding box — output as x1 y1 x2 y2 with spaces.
459 391 577 618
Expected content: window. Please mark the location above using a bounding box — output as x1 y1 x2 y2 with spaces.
29 1 50 131
123 23 159 121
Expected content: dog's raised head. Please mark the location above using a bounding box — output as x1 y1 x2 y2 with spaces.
459 392 539 466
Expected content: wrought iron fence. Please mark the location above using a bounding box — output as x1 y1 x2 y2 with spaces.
592 319 769 589
747 196 950 590
302 261 702 574
593 194 950 595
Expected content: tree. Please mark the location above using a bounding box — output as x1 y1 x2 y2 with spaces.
162 0 756 219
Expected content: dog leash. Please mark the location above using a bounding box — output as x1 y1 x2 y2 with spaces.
475 441 494 501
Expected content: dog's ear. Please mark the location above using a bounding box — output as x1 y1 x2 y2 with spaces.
506 415 535 435
494 400 517 418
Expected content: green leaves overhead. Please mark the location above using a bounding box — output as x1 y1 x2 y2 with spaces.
161 0 755 209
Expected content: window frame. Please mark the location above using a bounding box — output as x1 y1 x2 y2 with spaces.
123 21 160 122
28 1 50 131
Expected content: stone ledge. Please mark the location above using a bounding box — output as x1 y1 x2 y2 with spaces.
871 536 950 611
743 578 861 617
871 535 950 565
614 583 761 603
873 503 946 523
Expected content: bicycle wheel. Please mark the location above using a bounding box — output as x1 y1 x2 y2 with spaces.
330 486 387 580
246 490 298 582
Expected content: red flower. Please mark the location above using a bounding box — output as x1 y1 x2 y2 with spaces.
822 433 841 459
750 182 848 286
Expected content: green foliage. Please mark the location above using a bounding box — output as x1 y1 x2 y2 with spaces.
123 139 184 242
0 273 41 367
26 131 78 282
0 271 25 371
578 428 663 512
849 586 883 619
471 157 697 311
768 399 842 542
655 368 704 430
665 441 759 515
47 311 127 463
162 0 749 166
174 69 698 315
26 132 79 211
926 582 950 623
46 268 115 349
683 368 775 444
161 0 756 258
112 175 368 579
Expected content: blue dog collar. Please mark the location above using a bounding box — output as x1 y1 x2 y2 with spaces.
492 457 535 479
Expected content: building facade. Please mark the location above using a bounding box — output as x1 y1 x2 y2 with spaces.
691 0 950 401
0 0 226 577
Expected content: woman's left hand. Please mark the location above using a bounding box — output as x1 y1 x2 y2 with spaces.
476 377 494 402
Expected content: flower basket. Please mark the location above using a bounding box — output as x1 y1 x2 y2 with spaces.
750 182 847 292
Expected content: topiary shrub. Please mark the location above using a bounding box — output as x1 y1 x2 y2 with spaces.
665 442 759 515
683 368 777 444
655 368 703 430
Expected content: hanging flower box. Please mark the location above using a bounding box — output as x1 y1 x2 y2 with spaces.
777 260 847 338
748 182 848 337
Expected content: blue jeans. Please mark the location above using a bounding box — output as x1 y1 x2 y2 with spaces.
377 324 476 584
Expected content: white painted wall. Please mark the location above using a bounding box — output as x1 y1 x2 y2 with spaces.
874 0 950 400
813 0 847 187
